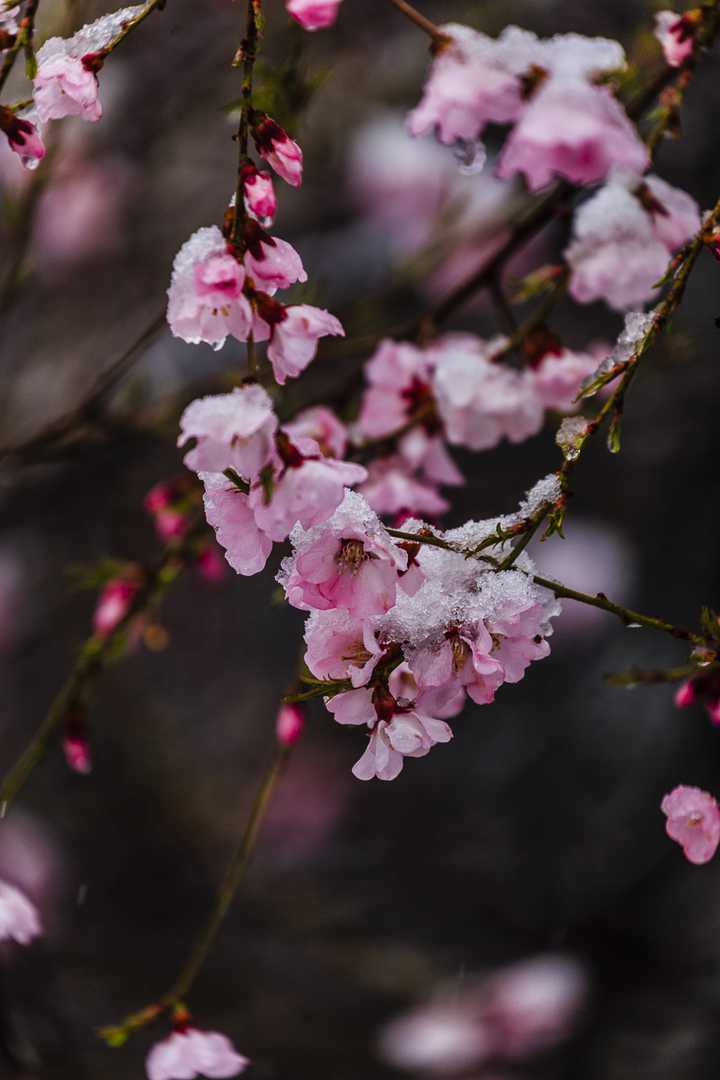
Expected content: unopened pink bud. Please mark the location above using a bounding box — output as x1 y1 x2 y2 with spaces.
674 680 696 708
63 734 92 775
154 508 189 542
144 481 176 514
276 703 305 747
706 700 720 726
196 544 226 584
93 578 138 637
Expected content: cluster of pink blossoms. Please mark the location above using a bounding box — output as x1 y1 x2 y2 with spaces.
278 488 561 780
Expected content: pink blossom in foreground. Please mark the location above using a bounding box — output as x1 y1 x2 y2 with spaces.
178 385 277 479
167 227 252 350
0 880 42 945
661 785 720 864
286 0 342 30
252 114 303 187
566 173 700 311
34 51 102 123
202 473 273 576
432 336 544 450
276 703 305 746
283 406 348 459
655 11 695 67
241 164 277 226
303 609 384 687
146 1028 249 1080
93 576 139 637
0 107 46 169
410 622 504 706
281 491 408 617
265 305 345 385
243 231 307 291
498 80 648 191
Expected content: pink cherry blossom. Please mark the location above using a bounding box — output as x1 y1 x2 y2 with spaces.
93 576 139 637
497 79 648 192
0 879 42 945
397 428 464 487
0 107 46 169
250 438 366 542
146 1027 249 1080
655 11 695 67
167 227 252 350
661 785 720 865
432 336 544 450
195 543 227 584
0 6 20 36
34 51 102 123
359 456 450 519
266 305 345 385
356 338 434 440
64 731 92 774
276 703 305 746
178 385 277 479
410 622 505 706
531 347 608 413
281 491 408 617
642 173 701 250
286 0 342 31
241 164 277 226
243 231 307 291
283 406 348 459
303 609 384 687
674 670 720 726
202 473 273 576
252 114 303 187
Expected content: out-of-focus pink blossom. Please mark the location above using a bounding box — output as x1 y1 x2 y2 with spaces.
195 543 227 584
32 158 129 265
178 385 277 479
432 336 544 450
202 473 273 576
356 339 434 441
93 576 139 637
63 731 92 774
244 232 307 291
497 80 648 191
252 114 303 187
661 785 720 864
531 347 609 413
34 51 102 123
0 6 20 36
283 406 347 459
276 703 305 746
655 10 695 67
674 670 720 726
167 227 252 350
265 305 345 385
359 456 450 519
146 1027 249 1080
0 880 42 945
241 164 277 226
286 0 342 30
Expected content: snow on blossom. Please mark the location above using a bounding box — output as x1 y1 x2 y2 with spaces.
252 114 303 187
202 472 273 576
432 335 544 450
279 490 408 617
566 173 700 311
497 78 648 191
265 305 345 385
178 385 277 479
0 879 42 945
661 785 720 865
286 0 342 31
93 576 139 637
33 52 102 124
167 226 252 350
304 608 384 687
283 406 347 459
0 107 46 169
655 10 695 67
241 164 276 226
146 1027 249 1080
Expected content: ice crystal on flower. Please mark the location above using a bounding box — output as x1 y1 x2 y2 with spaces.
37 5 145 62
555 416 590 461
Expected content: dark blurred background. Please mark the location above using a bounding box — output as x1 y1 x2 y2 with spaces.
2 0 720 1076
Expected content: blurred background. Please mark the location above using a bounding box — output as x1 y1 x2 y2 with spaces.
2 0 720 1076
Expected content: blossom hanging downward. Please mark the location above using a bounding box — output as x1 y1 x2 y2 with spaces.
655 10 697 67
252 114 303 187
167 227 252 350
286 0 343 31
661 785 720 865
146 1026 249 1080
0 106 45 169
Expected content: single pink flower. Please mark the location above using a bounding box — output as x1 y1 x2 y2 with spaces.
283 406 348 459
63 731 92 774
410 623 505 706
286 0 342 30
93 577 139 637
244 232 307 291
655 11 695 67
276 703 305 746
397 428 464 487
155 508 191 542
146 1027 249 1080
34 51 102 123
531 348 606 413
167 227 252 350
202 473 273 576
303 609 384 687
359 456 450 519
0 108 46 169
661 785 720 865
178 385 277 479
241 164 277 226
356 339 434 440
497 79 648 192
266 305 345 385
252 114 303 187
0 879 42 945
